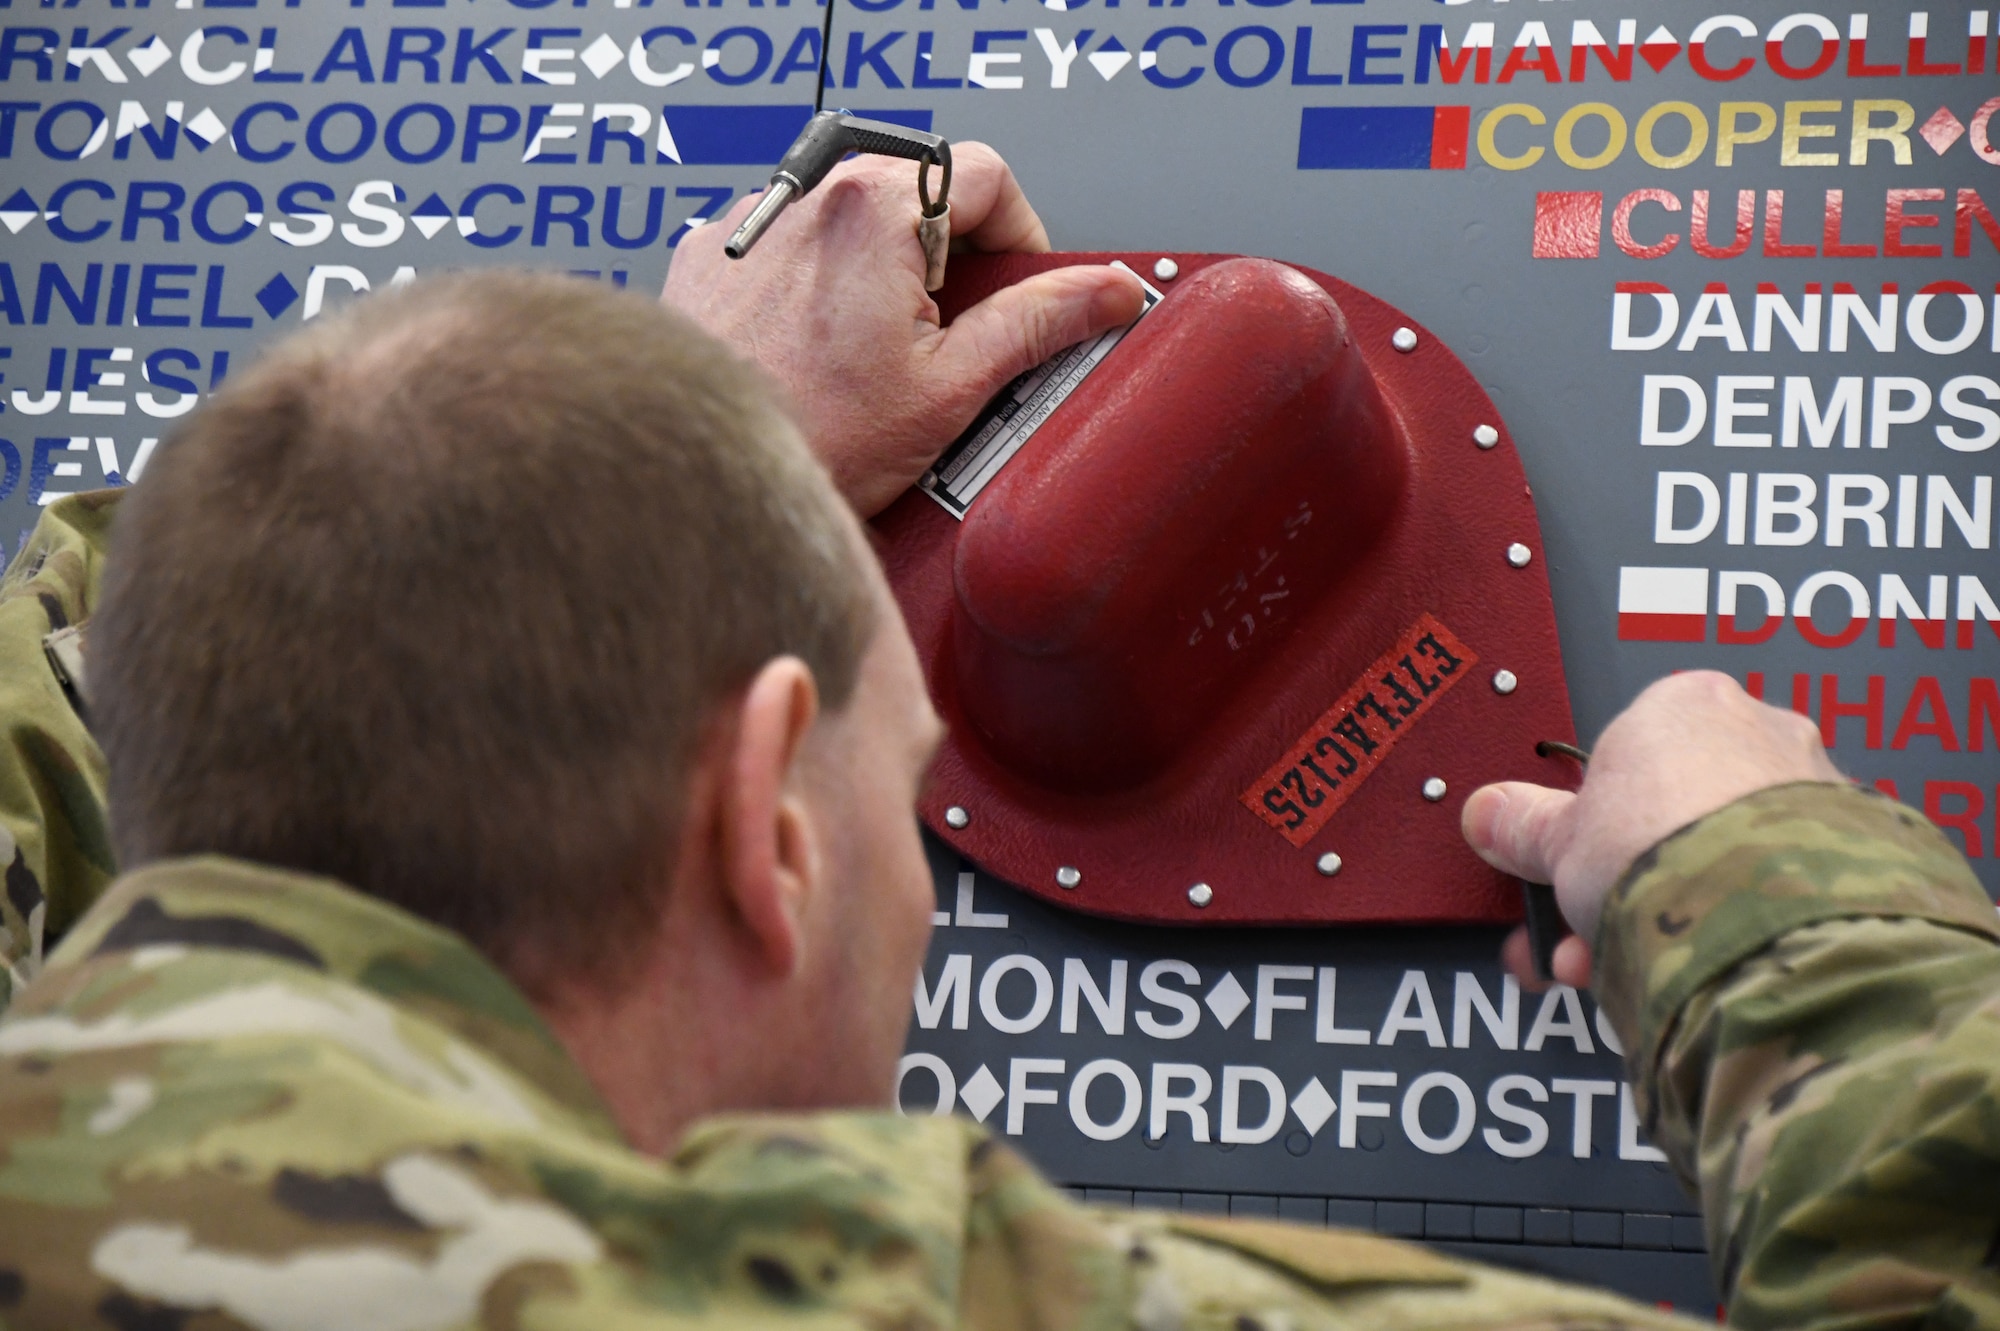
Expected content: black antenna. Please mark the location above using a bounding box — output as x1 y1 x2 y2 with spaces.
813 0 838 111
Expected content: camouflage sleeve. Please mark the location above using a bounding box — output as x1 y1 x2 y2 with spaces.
1595 781 2000 1331
937 1121 1704 1331
0 490 121 1008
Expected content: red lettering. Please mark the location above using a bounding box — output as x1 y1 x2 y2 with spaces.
1891 676 1961 751
1568 40 1632 82
1886 188 1947 258
1763 190 1817 258
1955 188 2000 258
1691 189 1755 258
1429 43 1489 85
1971 680 2000 752
1820 673 1884 749
1822 188 1878 257
1689 40 1753 81
1847 29 1900 76
1612 189 1680 259
1766 34 1839 79
1906 34 1960 76
1497 41 1563 84
1974 98 2000 166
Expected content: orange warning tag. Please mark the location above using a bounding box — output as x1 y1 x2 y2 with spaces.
1241 614 1478 847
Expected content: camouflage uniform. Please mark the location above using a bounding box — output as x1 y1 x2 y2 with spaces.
0 492 119 1009
0 496 1992 1330
0 856 1701 1329
1598 783 2000 1330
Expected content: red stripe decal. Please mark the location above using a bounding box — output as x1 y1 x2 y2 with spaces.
1617 612 1707 643
1430 106 1470 169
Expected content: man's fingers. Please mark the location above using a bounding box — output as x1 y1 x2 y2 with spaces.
1461 781 1576 885
1499 926 1551 993
1502 924 1595 995
928 266 1146 418
1552 936 1595 990
944 142 1053 254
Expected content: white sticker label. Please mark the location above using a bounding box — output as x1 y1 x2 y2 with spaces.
918 259 1165 519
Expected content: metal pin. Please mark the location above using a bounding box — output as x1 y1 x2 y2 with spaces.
1422 777 1448 802
1187 882 1213 907
1153 257 1180 282
1392 327 1419 352
1316 852 1343 877
723 179 799 260
944 806 969 829
1473 424 1500 449
1506 543 1532 568
1056 866 1081 889
1492 669 1519 695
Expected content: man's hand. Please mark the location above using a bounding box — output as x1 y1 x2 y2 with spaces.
663 144 1147 518
1462 671 1845 989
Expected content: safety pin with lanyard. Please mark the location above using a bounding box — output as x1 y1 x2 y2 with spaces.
724 111 954 292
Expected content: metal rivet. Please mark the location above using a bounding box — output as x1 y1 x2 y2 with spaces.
1473 424 1500 449
943 805 969 829
1055 866 1081 889
1316 852 1343 877
1506 542 1532 568
1492 669 1518 696
1422 777 1448 802
1187 882 1213 908
1153 257 1179 282
1391 327 1419 353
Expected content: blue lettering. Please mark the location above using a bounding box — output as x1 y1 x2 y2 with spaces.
192 182 261 245
313 28 376 83
1348 23 1406 84
44 179 112 244
1215 24 1282 85
305 102 376 163
706 26 773 85
121 181 183 244
1141 26 1204 86
385 102 453 163
233 102 298 163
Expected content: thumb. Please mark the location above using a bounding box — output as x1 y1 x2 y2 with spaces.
927 266 1146 424
1461 782 1576 886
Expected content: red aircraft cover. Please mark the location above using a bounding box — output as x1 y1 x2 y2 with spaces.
874 252 1580 926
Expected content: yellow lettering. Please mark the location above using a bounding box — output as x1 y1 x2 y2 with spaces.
1850 99 1915 165
1635 102 1710 170
1554 103 1628 170
1715 101 1776 166
1781 100 1843 166
1477 103 1546 171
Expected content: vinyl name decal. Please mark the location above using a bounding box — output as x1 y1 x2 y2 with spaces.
1242 614 1477 846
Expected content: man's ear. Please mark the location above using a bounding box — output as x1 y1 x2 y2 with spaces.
719 656 822 978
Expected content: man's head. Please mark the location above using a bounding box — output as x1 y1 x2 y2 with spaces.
92 272 941 1136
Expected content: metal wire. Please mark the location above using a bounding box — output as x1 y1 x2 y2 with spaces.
1535 739 1591 765
918 145 953 219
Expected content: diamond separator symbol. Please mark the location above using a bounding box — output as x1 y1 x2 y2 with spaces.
255 273 299 320
958 1065 1004 1123
1290 1077 1336 1136
0 188 39 235
1919 106 1965 156
581 33 626 79
1204 972 1250 1030
184 107 227 149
